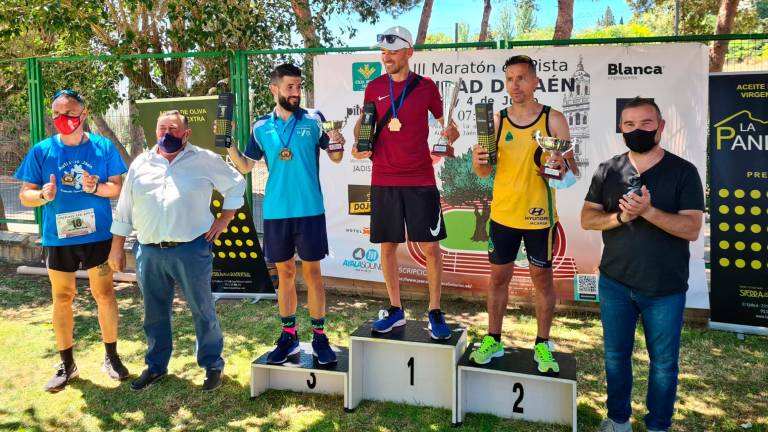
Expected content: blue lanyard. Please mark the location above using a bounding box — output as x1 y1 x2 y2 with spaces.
388 72 412 119
274 113 299 150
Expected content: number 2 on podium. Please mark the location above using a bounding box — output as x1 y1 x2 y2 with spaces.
513 382 524 413
407 357 414 386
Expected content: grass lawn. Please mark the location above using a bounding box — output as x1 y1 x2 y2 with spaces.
0 264 766 432
440 210 489 252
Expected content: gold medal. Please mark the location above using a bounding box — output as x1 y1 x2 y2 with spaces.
388 117 402 132
279 148 293 160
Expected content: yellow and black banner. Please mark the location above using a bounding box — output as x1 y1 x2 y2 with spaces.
709 73 768 334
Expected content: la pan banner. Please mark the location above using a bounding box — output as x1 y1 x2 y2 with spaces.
314 43 709 309
135 97 274 297
709 73 768 335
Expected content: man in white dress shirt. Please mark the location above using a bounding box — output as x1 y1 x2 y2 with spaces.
108 110 246 392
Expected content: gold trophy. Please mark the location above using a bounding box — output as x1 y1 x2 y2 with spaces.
431 78 463 158
533 130 573 180
322 120 346 162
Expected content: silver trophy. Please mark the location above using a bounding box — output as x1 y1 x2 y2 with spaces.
322 120 346 161
431 78 463 158
533 130 573 180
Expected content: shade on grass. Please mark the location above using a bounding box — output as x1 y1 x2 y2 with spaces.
0 265 766 431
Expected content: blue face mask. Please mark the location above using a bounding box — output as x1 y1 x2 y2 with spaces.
157 132 184 153
548 170 577 189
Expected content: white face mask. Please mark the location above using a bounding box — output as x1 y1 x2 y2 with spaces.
548 170 577 190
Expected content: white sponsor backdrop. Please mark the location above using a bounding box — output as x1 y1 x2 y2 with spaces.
314 43 710 309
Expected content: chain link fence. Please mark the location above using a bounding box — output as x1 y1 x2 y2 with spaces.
0 60 35 231
1 35 766 234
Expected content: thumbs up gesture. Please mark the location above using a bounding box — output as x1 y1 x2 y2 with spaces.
82 170 99 194
42 173 57 201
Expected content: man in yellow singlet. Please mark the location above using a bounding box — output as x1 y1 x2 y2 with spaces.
468 55 579 375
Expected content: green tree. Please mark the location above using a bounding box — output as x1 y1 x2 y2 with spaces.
597 6 616 27
0 0 422 159
627 0 759 35
491 3 514 40
457 21 471 43
514 0 538 36
438 149 494 242
425 33 453 44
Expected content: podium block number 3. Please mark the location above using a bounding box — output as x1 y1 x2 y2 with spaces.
513 382 524 413
307 373 317 389
407 357 414 386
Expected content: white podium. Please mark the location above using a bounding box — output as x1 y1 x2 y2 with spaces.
250 342 350 409
348 320 467 423
457 345 577 430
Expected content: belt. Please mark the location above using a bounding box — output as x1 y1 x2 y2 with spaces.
144 241 188 249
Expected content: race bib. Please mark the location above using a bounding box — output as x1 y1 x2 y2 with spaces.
56 208 96 239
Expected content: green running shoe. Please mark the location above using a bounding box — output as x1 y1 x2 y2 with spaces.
469 335 504 365
533 341 560 375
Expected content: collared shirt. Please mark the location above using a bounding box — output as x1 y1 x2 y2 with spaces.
245 107 329 220
111 143 246 244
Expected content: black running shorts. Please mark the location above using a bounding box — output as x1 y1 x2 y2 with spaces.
370 185 447 244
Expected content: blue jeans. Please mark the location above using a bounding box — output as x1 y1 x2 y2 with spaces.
135 235 225 373
599 274 685 432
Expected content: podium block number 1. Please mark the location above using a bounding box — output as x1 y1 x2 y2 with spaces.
407 357 414 386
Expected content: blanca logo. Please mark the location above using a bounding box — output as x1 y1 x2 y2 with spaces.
608 63 663 76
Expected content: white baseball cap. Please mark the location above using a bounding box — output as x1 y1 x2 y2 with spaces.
374 26 413 50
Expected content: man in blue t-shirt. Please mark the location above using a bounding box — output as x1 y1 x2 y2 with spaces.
226 64 345 366
15 89 129 392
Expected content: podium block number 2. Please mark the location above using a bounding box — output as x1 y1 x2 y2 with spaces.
407 357 414 386
512 382 524 413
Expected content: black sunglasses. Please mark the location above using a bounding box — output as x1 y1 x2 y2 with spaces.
377 33 412 48
53 89 84 104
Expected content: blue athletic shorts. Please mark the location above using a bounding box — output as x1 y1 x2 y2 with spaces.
263 213 328 263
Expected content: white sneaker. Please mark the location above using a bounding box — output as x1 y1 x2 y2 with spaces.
598 419 632 432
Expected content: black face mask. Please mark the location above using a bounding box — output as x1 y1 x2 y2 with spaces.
623 128 658 153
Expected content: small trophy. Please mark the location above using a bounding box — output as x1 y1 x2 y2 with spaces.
533 130 573 180
431 78 463 158
322 120 346 162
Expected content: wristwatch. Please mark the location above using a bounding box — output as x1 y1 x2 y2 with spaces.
616 211 625 225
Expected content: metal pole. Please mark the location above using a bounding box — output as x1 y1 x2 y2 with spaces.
26 57 45 233
674 0 681 36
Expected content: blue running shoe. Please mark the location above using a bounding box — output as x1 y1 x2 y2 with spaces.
427 309 451 340
312 333 337 365
372 307 406 333
266 331 299 364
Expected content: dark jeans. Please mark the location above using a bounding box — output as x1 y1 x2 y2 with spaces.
599 274 685 431
135 235 225 373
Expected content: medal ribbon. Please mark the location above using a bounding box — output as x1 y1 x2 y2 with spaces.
388 72 412 120
274 112 299 152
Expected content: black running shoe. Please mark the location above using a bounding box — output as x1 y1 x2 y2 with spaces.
202 368 223 392
130 368 166 391
102 355 130 380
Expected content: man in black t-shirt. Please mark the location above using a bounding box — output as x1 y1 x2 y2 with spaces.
581 97 704 432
